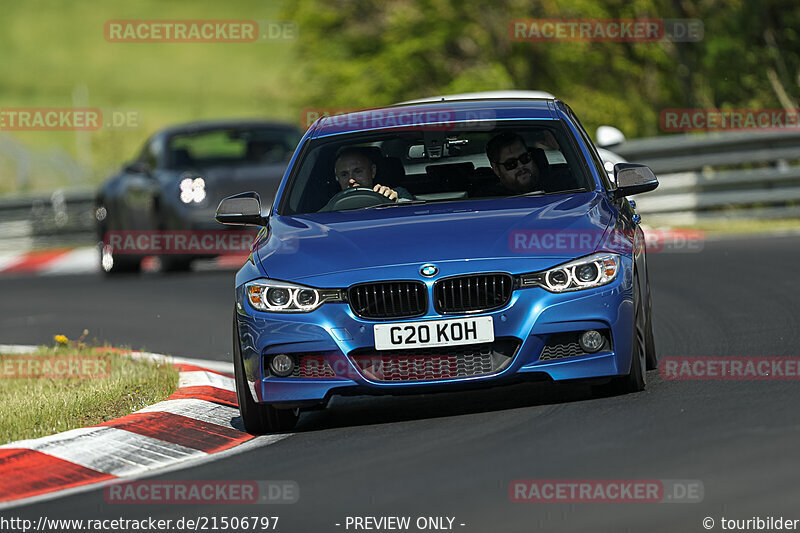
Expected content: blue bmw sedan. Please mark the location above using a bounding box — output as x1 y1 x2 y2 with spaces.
216 96 659 434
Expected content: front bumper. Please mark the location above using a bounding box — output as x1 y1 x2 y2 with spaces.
235 267 635 406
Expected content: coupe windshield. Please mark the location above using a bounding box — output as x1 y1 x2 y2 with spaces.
280 123 594 215
166 127 301 169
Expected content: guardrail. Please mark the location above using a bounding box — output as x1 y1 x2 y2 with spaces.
1 130 799 251
0 189 95 251
613 130 800 224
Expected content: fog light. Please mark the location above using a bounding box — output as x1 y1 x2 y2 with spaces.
579 330 605 353
270 354 294 377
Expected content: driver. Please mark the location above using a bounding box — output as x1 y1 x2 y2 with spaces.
334 147 413 202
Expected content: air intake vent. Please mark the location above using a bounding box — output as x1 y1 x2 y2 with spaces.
349 338 519 382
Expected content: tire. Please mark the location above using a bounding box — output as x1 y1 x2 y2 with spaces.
644 275 658 370
99 243 141 275
232 310 299 434
156 206 192 273
158 255 193 273
96 203 141 276
593 274 647 396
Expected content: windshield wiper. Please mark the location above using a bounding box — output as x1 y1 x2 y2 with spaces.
364 200 429 209
511 188 588 198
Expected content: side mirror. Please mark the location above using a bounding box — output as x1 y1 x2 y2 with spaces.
613 163 659 198
596 125 626 148
215 191 267 226
124 161 152 175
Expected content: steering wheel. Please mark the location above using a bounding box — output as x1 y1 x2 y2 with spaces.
319 187 394 212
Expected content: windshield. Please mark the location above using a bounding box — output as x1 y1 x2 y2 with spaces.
165 127 301 170
280 123 593 215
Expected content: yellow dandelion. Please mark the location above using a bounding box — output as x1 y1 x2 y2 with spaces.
54 334 69 345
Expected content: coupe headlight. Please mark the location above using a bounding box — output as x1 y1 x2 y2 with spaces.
179 177 206 204
518 253 620 293
245 280 343 312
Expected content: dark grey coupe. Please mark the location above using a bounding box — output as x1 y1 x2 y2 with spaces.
95 119 301 274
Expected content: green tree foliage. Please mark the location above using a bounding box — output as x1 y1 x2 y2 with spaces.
284 0 800 137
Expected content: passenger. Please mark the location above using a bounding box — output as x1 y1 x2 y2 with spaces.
480 132 578 196
485 132 545 194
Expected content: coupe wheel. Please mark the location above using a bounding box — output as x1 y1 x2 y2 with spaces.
99 243 141 275
158 255 193 273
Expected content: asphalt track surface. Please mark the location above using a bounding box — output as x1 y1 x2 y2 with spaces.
3 233 800 532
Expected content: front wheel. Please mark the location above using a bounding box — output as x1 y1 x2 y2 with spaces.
99 243 142 275
593 274 647 396
644 274 658 370
158 255 193 273
233 311 299 434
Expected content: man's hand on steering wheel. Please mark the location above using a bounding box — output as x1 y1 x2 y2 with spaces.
346 178 398 202
372 184 398 201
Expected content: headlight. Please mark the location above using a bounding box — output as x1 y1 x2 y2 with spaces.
518 253 620 292
245 280 343 313
179 177 206 204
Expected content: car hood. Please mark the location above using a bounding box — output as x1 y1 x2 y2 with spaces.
160 163 287 205
257 192 616 283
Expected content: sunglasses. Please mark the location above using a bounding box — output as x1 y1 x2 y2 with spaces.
497 150 533 171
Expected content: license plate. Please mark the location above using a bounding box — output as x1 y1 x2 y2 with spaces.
374 316 494 351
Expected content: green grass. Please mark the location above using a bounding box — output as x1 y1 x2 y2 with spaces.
0 0 300 195
0 342 178 445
